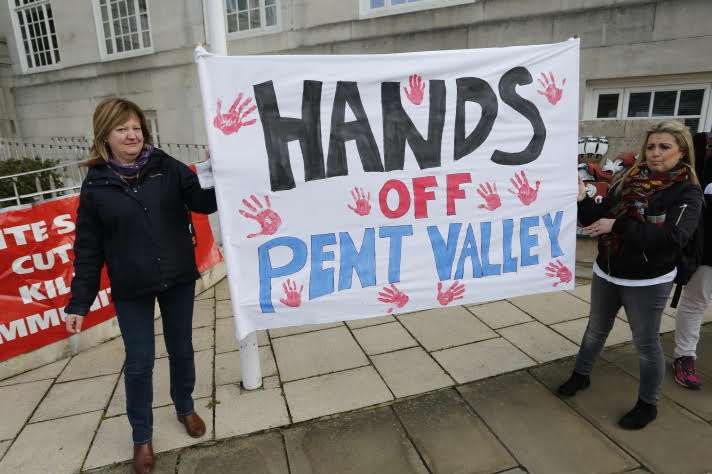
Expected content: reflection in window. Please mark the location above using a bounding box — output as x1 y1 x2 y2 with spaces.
596 94 619 118
627 92 651 118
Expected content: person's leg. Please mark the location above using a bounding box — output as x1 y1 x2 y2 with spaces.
158 281 197 418
559 274 621 396
114 296 156 444
618 281 672 429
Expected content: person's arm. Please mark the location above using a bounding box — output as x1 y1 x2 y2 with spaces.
65 188 105 331
577 186 617 227
612 184 703 252
175 158 217 214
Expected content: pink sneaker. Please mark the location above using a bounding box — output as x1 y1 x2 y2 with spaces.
673 356 702 390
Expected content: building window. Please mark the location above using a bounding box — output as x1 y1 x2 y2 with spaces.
360 0 470 18
9 0 61 71
144 110 160 146
225 0 279 35
93 0 152 59
591 85 709 133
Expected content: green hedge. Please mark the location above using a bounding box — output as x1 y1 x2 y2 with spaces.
0 158 64 207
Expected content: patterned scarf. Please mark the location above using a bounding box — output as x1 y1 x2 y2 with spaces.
107 145 154 178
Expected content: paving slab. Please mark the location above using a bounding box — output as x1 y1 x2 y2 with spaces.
0 358 69 387
284 366 393 423
215 385 290 438
196 287 215 300
531 360 712 474
263 375 281 389
107 350 212 416
191 299 215 328
509 291 590 324
284 407 428 474
0 379 52 440
178 432 289 474
85 398 213 470
345 314 396 329
352 321 417 355
371 347 453 397
393 389 517 474
660 327 712 376
215 347 277 386
397 306 497 351
156 326 213 358
83 453 179 474
618 311 677 333
0 411 101 474
214 278 230 300
215 319 269 352
498 321 579 362
215 299 233 319
603 344 712 421
58 337 125 382
432 337 535 383
31 373 117 423
268 322 343 338
566 283 592 302
466 300 533 329
551 316 632 347
272 326 369 382
0 440 10 459
458 371 638 474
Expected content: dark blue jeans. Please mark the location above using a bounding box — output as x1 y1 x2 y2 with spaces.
574 274 671 404
114 280 196 444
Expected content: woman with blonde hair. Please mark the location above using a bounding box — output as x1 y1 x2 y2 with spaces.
559 120 703 429
64 98 216 473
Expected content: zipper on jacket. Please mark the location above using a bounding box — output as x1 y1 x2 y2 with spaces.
675 204 688 225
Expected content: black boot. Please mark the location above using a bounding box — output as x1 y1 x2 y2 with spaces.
557 371 590 397
618 399 657 430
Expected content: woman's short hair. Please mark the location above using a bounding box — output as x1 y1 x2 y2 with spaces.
87 97 152 166
639 119 699 185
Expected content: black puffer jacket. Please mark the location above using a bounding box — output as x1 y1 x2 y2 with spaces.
65 148 217 316
578 178 703 280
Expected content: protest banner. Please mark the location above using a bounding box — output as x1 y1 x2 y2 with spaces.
196 39 580 339
0 188 222 362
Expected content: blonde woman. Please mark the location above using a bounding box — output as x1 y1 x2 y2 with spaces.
559 120 703 430
64 98 216 473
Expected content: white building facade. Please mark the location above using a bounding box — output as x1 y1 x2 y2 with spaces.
0 0 711 149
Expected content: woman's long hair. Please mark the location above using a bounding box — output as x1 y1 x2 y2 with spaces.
85 97 152 167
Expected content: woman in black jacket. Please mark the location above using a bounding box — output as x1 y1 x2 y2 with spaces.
64 98 216 474
558 120 703 430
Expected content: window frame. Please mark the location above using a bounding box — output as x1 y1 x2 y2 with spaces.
8 0 62 74
359 0 473 19
224 0 281 40
91 0 154 61
587 83 711 133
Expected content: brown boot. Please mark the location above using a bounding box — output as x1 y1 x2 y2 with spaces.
177 412 206 438
133 442 154 474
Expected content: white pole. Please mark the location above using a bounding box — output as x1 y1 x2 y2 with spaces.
204 0 262 390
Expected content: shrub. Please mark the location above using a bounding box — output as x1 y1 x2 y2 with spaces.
0 157 64 207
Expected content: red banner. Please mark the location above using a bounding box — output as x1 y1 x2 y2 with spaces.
0 192 222 362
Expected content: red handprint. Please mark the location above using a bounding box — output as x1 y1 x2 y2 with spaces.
347 187 371 216
476 182 501 211
377 284 409 314
508 171 541 206
239 194 282 238
545 259 572 286
537 72 566 106
213 93 257 135
279 278 303 307
436 281 465 306
403 74 425 105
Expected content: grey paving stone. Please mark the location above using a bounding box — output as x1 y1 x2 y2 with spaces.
466 300 533 329
603 344 712 421
215 347 277 386
0 411 101 474
551 316 632 347
0 379 52 439
215 299 233 319
31 373 117 422
156 325 214 358
531 360 712 474
432 337 536 383
352 322 417 355
215 278 231 300
215 385 290 438
0 440 10 459
509 291 590 324
566 283 592 302
372 347 453 397
268 322 343 338
345 314 396 329
458 371 638 474
284 366 393 423
284 407 428 474
58 337 125 382
192 299 215 328
178 432 289 474
272 327 368 382
196 287 215 300
0 358 69 387
216 319 269 353
394 389 517 474
498 321 579 362
398 306 497 351
85 452 179 474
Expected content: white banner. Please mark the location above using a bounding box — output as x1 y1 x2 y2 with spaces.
196 39 580 338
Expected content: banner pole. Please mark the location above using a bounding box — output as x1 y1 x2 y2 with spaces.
204 0 262 390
